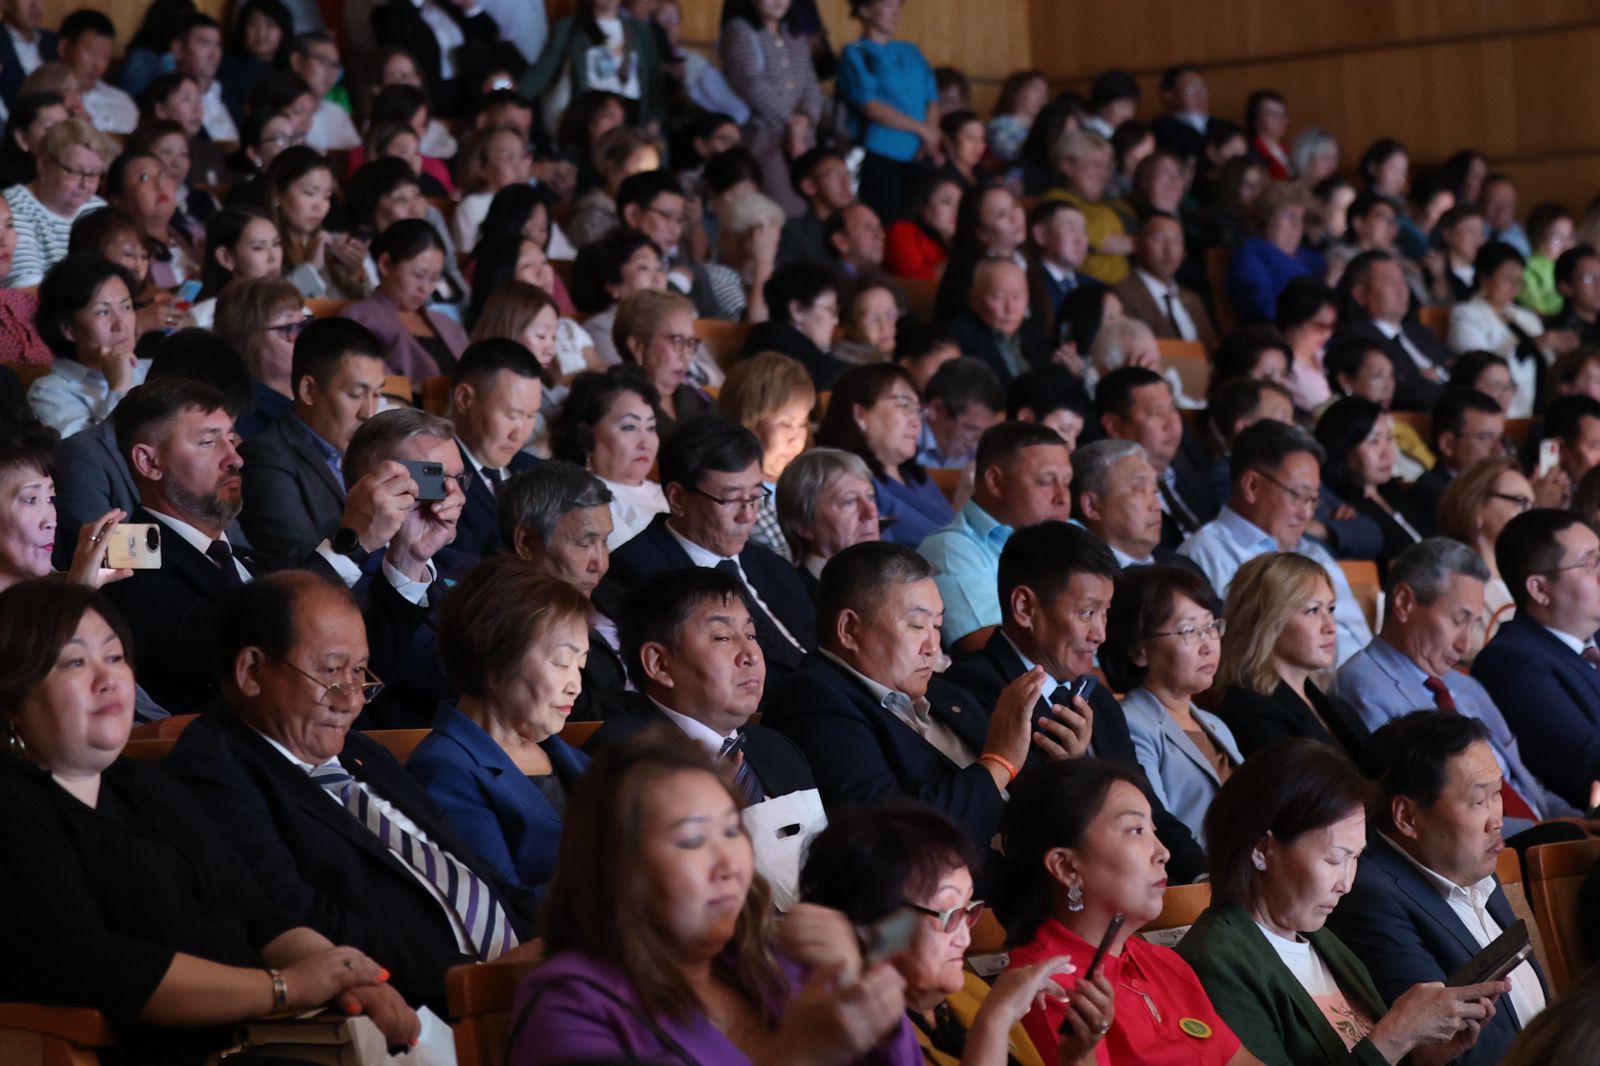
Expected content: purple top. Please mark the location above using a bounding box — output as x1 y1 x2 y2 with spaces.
508 949 922 1065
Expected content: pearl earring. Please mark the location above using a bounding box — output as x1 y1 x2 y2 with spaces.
1252 852 1267 871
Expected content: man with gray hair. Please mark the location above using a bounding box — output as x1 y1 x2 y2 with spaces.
501 460 628 718
776 447 881 596
1334 537 1578 832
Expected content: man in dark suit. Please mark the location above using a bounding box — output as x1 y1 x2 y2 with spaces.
448 340 541 559
370 0 499 118
945 258 1053 385
1401 389 1507 536
1147 66 1214 165
501 460 628 721
1111 212 1218 350
588 568 815 799
944 521 1208 882
1331 251 1448 412
599 417 815 689
764 541 1085 852
1026 199 1100 342
1071 438 1204 573
166 572 534 1014
0 0 57 109
239 318 387 564
1473 509 1600 808
1330 711 1552 1065
1096 366 1217 550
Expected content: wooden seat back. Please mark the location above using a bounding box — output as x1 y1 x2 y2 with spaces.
1138 882 1212 947
0 1004 113 1066
1338 559 1382 632
1525 838 1600 993
446 947 545 1066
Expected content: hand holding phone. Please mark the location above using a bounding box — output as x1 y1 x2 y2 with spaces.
398 459 447 502
1061 913 1124 1035
1539 438 1561 478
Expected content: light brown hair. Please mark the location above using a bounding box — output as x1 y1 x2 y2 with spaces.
1216 552 1336 696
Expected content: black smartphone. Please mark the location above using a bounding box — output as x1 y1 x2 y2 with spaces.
1061 913 1124 1034
1446 919 1531 986
399 459 447 502
1066 675 1098 703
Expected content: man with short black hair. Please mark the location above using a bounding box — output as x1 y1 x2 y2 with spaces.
917 356 1004 469
1332 250 1447 412
778 148 853 266
289 32 360 151
1096 365 1216 547
824 201 886 277
599 416 815 687
1402 389 1507 536
239 318 387 563
1026 200 1097 337
448 339 542 558
945 520 1208 882
1542 393 1600 489
1081 68 1140 139
58 9 133 133
1550 243 1600 346
1149 65 1213 163
1179 419 1373 664
0 0 56 109
1474 509 1600 807
919 421 1072 649
1113 211 1217 349
171 13 237 140
1007 364 1091 449
1329 711 1550 1064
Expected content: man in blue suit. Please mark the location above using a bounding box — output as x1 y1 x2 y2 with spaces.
0 0 57 109
1473 509 1600 809
1335 538 1579 833
447 339 541 558
1330 711 1548 1063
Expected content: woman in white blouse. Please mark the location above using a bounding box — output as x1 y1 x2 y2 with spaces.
552 366 668 550
1449 241 1578 418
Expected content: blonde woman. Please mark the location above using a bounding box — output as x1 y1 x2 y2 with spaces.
716 352 816 560
1214 552 1371 759
1437 455 1531 658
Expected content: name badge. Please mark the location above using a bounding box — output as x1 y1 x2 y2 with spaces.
1179 1018 1212 1039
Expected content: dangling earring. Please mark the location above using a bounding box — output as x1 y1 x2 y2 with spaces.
6 720 25 758
1067 880 1084 912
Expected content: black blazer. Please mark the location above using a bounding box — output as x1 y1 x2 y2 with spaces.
598 514 816 686
762 652 1005 850
1149 114 1213 162
369 0 498 117
1216 679 1370 761
0 28 56 107
1399 464 1453 538
1330 316 1448 412
239 414 348 565
575 625 630 722
942 629 1207 884
51 420 139 571
585 693 817 798
166 711 533 1012
945 313 1051 385
1158 466 1220 550
452 442 539 559
739 320 851 390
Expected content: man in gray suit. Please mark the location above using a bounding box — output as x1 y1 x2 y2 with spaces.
1333 537 1578 835
239 319 387 563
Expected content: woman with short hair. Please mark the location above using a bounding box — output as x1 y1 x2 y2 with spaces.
1437 455 1532 655
1226 179 1326 324
26 255 145 436
717 352 817 559
213 275 307 436
3 118 115 287
613 287 712 438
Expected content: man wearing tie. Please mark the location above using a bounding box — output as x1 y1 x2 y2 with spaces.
1329 251 1448 412
1474 509 1600 808
1111 212 1218 350
1096 366 1217 549
1336 538 1580 835
447 339 542 557
1026 199 1098 341
599 417 816 691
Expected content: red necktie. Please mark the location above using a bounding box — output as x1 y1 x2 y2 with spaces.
1425 676 1537 820
1584 646 1600 670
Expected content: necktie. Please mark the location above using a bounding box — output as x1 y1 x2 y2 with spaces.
1584 647 1600 670
713 559 805 667
1158 479 1201 535
484 469 505 499
205 540 246 590
309 763 516 960
1162 290 1183 336
718 734 766 806
1423 677 1537 820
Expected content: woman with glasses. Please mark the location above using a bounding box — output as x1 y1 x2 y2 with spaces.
339 217 469 380
451 125 534 253
1438 456 1534 658
1215 553 1370 759
2 118 114 288
227 107 304 190
613 288 711 440
717 353 817 560
213 276 308 438
1315 396 1422 576
407 556 592 908
1102 563 1242 848
817 362 952 548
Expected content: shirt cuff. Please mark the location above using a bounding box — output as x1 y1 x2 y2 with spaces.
314 540 363 587
382 556 436 606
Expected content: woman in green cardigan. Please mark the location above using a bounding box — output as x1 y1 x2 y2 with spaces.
1176 738 1507 1066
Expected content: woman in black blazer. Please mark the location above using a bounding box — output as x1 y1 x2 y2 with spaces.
1213 552 1371 759
0 580 417 1064
1315 396 1424 577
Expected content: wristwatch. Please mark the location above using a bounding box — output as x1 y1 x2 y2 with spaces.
331 527 370 565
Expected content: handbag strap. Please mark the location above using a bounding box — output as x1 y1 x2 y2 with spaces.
508 971 703 1066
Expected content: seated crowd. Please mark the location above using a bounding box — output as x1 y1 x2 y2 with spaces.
8 1 1600 1064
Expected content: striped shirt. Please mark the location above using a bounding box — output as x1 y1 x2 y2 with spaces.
3 185 106 288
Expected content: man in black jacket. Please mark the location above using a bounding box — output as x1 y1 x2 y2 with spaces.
448 339 542 558
944 521 1208 882
1331 251 1448 412
370 0 499 117
945 258 1052 385
587 567 815 800
167 572 534 1014
598 417 815 690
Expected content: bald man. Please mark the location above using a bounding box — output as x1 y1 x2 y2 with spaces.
946 257 1053 384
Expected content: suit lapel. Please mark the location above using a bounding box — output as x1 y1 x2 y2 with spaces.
283 419 346 504
95 422 139 503
1372 840 1485 961
135 507 240 600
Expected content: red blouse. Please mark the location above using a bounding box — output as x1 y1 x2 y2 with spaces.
0 289 51 364
884 219 949 281
1009 916 1241 1066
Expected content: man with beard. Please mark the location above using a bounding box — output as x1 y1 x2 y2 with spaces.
104 380 435 712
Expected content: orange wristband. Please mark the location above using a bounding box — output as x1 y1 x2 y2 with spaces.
979 752 1019 782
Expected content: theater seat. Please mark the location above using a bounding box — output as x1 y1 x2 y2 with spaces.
1525 837 1600 993
1138 881 1211 948
692 319 752 373
446 944 545 1066
1338 559 1381 632
364 729 432 764
0 1003 113 1065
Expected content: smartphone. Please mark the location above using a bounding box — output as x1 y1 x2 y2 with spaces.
175 279 203 305
399 459 447 502
1539 438 1561 478
105 523 162 569
1446 919 1531 986
1061 913 1124 1034
861 907 922 966
1066 675 1098 704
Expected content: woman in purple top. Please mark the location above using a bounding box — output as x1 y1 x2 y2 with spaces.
508 730 921 1065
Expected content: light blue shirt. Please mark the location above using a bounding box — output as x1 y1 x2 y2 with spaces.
918 500 1012 647
837 37 936 163
1333 636 1579 825
1178 505 1373 666
27 357 150 438
915 421 970 470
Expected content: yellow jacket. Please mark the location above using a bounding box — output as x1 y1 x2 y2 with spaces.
912 970 1047 1066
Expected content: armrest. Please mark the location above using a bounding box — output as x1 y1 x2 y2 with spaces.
0 1004 115 1046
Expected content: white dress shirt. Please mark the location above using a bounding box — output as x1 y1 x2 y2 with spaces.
6 25 42 78
307 99 361 152
313 539 437 606
1138 268 1198 342
199 79 239 142
819 649 977 769
146 508 253 584
652 696 737 754
81 80 139 134
666 522 806 653
26 356 149 437
1541 624 1597 659
410 0 469 79
1372 318 1444 377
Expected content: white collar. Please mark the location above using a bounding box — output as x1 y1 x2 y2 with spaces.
1000 631 1069 692
1137 267 1178 298
1379 832 1498 903
1371 318 1403 339
145 506 229 558
1108 541 1155 568
650 696 737 754
253 725 342 773
666 519 739 570
1542 624 1594 657
802 554 826 580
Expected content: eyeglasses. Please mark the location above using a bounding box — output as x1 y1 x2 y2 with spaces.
276 658 385 704
1253 468 1319 509
1541 553 1600 577
905 899 986 933
652 332 698 354
1147 619 1225 646
260 131 308 149
1488 491 1532 512
265 315 312 338
54 160 106 184
692 485 773 509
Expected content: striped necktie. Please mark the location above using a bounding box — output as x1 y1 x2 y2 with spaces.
718 734 766 805
309 763 516 960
